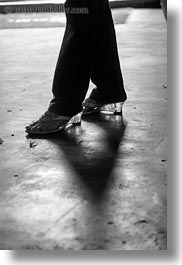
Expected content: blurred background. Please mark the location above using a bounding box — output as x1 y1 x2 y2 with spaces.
0 0 161 28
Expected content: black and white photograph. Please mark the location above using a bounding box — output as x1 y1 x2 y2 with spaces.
0 0 168 251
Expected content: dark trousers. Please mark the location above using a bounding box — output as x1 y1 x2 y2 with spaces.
161 0 167 20
48 0 127 116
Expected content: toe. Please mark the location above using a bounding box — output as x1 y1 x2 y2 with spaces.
26 123 41 133
26 120 39 130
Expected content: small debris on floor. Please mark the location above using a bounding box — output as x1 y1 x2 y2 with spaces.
163 84 167 89
11 134 15 137
134 220 149 225
0 137 4 144
7 110 12 112
78 141 84 144
14 174 19 178
119 184 125 190
29 140 38 148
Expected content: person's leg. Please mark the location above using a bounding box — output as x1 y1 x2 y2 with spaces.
161 0 167 21
48 0 91 117
26 0 92 134
26 0 127 134
87 0 127 104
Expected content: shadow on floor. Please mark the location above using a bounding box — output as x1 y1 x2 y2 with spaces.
29 113 126 202
26 114 126 249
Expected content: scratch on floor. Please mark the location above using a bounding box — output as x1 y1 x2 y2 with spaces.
45 202 79 234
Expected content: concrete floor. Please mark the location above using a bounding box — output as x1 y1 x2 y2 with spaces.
0 9 167 250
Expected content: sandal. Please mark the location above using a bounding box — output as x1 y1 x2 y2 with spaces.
25 111 82 135
83 98 124 115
